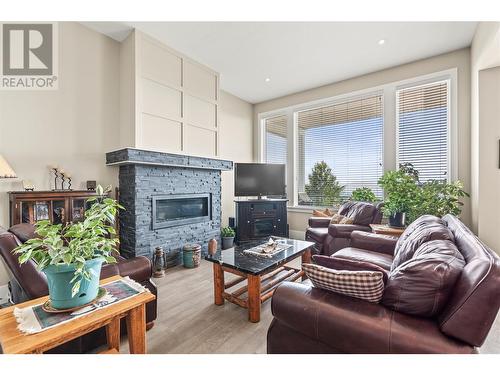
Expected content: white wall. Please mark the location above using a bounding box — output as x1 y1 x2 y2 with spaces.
470 22 500 253
0 22 121 284
219 91 254 226
254 49 471 235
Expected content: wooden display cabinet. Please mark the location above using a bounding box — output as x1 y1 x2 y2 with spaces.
8 190 100 227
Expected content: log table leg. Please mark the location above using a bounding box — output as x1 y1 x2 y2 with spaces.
126 304 146 354
106 316 121 352
247 274 261 323
301 248 312 280
213 263 225 305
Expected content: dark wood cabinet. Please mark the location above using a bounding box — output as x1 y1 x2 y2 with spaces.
8 190 99 227
235 199 288 243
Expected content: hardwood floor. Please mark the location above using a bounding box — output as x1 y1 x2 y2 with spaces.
140 258 500 354
145 259 279 354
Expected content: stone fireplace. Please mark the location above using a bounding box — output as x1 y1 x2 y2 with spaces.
106 148 232 266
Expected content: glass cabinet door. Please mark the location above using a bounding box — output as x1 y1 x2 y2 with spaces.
51 200 66 225
21 201 50 224
71 199 87 222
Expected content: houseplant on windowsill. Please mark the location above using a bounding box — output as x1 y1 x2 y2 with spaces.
13 185 123 309
378 163 419 228
221 226 236 250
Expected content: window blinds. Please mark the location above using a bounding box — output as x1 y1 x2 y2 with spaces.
264 115 287 165
296 94 383 206
397 80 449 182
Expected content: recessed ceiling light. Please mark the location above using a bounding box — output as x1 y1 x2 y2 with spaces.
378 39 386 45
265 78 271 82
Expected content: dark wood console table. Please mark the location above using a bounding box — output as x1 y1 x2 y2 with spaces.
234 199 288 243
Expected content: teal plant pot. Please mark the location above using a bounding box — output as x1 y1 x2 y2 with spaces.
43 258 103 309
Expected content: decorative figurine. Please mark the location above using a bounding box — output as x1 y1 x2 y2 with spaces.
22 180 35 191
87 180 96 191
208 238 218 256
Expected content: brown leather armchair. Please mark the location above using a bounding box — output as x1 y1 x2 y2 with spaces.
305 201 383 256
268 215 500 354
0 223 157 354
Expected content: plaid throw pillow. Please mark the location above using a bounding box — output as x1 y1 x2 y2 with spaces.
303 263 384 303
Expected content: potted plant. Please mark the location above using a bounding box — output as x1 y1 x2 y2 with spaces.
13 185 123 309
409 179 469 223
350 187 378 203
378 164 419 228
221 226 236 250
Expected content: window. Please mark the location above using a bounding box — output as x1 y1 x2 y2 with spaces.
264 115 287 165
397 80 449 182
258 70 456 209
297 94 383 207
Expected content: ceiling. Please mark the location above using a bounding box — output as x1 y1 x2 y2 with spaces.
82 22 477 104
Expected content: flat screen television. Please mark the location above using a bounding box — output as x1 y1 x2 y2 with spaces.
234 163 286 197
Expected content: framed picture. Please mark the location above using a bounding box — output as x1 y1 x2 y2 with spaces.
34 202 50 221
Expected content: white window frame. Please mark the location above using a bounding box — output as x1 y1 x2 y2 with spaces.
257 68 458 211
395 77 455 182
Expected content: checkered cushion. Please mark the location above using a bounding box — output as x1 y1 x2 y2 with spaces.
303 263 385 303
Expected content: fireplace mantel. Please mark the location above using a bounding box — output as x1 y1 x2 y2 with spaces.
106 148 233 171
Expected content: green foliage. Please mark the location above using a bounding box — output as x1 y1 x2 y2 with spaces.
409 180 469 223
398 162 420 180
378 166 419 217
221 226 235 238
350 187 378 203
305 161 344 206
378 163 469 223
13 185 123 297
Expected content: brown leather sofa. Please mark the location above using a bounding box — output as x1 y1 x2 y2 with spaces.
305 201 383 256
0 223 157 354
268 214 500 353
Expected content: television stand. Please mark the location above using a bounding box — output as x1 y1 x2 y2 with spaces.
234 199 288 243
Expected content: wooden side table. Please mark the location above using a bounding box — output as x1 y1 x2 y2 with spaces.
0 276 155 354
370 224 405 237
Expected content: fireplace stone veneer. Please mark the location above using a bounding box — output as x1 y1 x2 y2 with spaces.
106 148 232 266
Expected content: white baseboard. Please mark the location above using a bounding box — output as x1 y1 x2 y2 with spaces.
288 230 306 240
0 284 10 305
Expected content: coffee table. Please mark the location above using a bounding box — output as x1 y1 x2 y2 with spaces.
370 224 405 237
205 237 315 323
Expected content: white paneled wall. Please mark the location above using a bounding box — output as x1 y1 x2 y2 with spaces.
120 30 220 157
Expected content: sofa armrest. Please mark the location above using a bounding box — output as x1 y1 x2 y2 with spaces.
271 282 474 354
350 230 398 256
0 233 48 299
328 224 371 238
116 256 152 282
308 217 331 228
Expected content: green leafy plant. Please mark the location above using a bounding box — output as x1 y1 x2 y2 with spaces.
350 187 378 203
13 185 123 296
410 180 469 222
305 161 344 206
221 226 235 238
378 163 469 224
378 165 419 217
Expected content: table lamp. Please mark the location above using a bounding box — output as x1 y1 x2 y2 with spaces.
0 155 17 178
